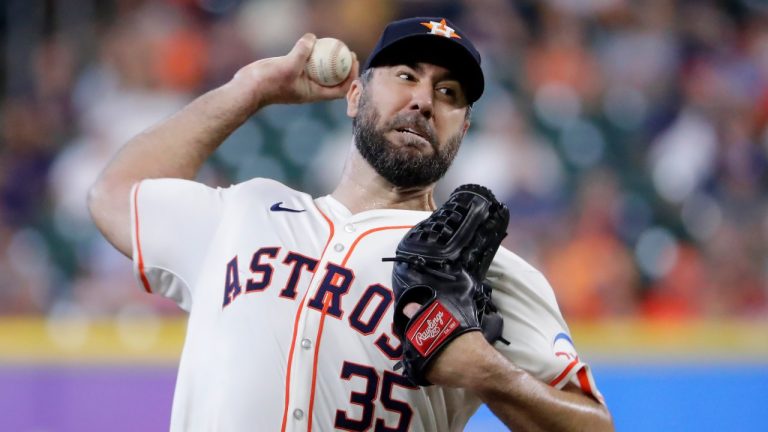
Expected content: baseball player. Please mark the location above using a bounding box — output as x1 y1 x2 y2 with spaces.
89 17 613 431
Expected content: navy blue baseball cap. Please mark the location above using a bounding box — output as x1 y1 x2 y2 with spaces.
363 17 484 104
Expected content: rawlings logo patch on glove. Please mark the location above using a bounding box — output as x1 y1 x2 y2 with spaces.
407 302 459 356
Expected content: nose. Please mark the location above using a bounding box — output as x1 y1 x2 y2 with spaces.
408 82 433 119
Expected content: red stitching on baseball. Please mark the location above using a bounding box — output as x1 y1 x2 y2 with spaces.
308 59 318 81
330 41 342 82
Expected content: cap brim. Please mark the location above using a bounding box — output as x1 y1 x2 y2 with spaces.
365 34 484 104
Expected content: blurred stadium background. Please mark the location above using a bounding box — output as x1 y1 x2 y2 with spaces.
1 0 767 430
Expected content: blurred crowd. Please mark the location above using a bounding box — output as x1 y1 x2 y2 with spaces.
1 0 767 323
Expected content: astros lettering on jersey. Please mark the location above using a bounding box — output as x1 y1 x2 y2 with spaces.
131 177 604 431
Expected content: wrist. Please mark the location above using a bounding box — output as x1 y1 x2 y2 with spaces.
465 353 523 398
427 331 511 390
230 65 267 112
461 339 518 394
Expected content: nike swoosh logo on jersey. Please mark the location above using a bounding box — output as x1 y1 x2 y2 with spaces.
270 202 306 213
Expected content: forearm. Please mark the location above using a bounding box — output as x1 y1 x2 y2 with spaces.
105 79 257 181
428 333 613 431
87 33 357 258
473 353 613 431
88 76 261 256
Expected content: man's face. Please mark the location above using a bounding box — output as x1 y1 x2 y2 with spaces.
348 63 470 188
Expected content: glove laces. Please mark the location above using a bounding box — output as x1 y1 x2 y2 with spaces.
381 255 458 281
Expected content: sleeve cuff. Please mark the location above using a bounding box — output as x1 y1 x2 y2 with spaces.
131 181 152 294
549 359 605 405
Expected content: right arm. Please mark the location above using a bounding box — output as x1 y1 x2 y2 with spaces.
88 34 358 257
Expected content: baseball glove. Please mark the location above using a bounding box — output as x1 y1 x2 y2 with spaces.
383 184 510 386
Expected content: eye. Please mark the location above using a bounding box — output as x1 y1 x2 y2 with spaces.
397 71 415 81
437 87 456 97
436 83 462 101
436 82 467 106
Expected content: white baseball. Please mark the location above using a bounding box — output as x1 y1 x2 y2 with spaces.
305 38 352 87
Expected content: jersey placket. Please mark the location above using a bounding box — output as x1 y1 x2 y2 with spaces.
282 218 357 432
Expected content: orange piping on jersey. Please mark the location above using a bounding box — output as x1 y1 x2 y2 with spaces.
307 293 332 432
306 224 414 432
549 358 579 387
280 205 334 432
133 182 152 293
576 367 596 399
341 226 414 267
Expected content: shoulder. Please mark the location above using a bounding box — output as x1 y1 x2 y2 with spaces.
487 246 559 307
156 177 314 209
227 177 295 192
487 246 545 282
141 177 307 195
136 177 314 211
223 178 309 199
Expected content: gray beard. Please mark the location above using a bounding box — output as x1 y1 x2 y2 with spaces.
352 93 462 188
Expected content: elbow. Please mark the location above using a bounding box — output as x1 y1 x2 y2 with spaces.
87 180 100 223
596 404 615 432
86 181 98 219
86 176 135 258
87 178 108 226
87 175 131 232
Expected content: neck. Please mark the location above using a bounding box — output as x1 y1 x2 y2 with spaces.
331 145 437 214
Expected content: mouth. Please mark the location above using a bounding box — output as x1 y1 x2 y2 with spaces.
394 127 431 147
396 127 426 138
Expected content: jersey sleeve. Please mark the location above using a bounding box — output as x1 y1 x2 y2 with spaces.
130 178 224 311
485 247 605 404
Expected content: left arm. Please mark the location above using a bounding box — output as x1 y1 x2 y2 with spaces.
427 332 614 432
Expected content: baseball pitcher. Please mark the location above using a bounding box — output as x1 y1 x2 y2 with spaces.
89 16 613 431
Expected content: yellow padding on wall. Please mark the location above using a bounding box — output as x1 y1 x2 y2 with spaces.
570 319 768 362
0 317 766 364
0 316 187 365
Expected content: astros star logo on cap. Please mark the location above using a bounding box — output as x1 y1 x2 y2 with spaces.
420 18 461 39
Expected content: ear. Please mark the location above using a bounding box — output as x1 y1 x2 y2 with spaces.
346 79 363 118
461 118 470 136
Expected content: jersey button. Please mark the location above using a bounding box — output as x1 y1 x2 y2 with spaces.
301 338 312 349
293 409 304 420
334 243 344 252
344 223 355 233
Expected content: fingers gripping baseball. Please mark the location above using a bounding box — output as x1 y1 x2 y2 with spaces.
233 34 358 109
295 35 358 100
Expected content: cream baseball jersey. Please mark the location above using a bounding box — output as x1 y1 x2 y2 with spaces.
130 177 603 431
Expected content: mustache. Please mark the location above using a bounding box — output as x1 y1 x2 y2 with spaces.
385 113 437 147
